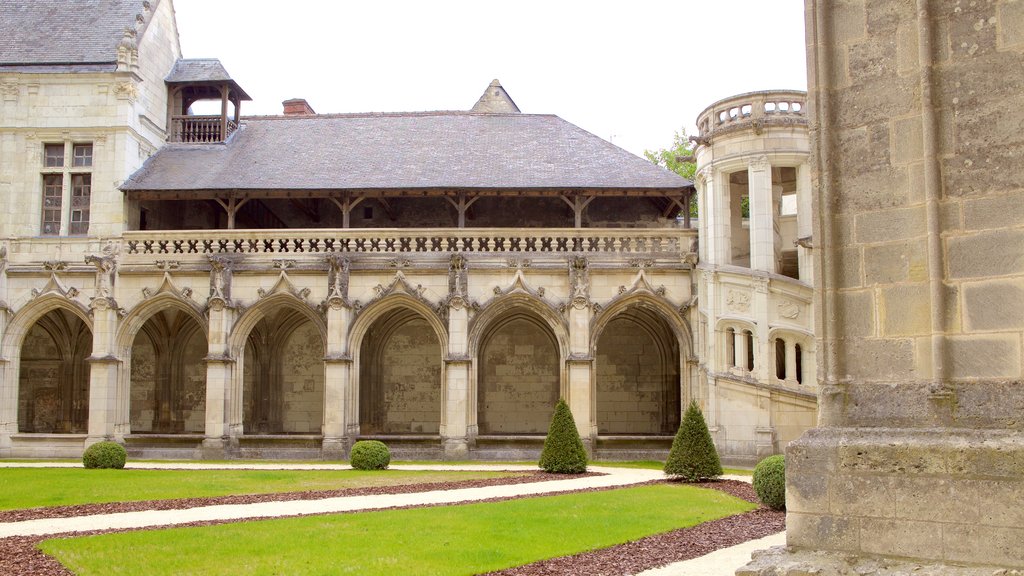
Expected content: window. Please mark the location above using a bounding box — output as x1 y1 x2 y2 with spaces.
44 144 64 167
70 174 91 235
794 343 804 384
41 174 63 235
40 141 92 235
775 338 787 380
72 143 93 167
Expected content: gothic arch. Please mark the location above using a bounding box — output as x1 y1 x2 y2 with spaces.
229 293 326 358
115 293 207 358
590 293 693 360
348 294 448 359
468 293 568 359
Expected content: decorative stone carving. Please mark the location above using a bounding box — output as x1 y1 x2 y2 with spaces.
747 154 770 172
726 289 751 312
753 276 770 294
207 255 233 305
386 258 412 269
30 273 78 300
113 81 137 101
155 260 179 270
778 300 800 319
507 258 532 269
628 258 654 269
43 261 67 271
85 254 116 301
568 256 590 311
257 269 310 301
1 81 17 102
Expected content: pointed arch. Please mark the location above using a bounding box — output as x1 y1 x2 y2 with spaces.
348 294 448 359
116 293 207 358
590 293 694 360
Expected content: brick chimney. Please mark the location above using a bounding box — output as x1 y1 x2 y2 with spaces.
282 98 316 116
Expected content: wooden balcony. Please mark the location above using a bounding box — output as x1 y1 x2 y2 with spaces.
170 115 238 143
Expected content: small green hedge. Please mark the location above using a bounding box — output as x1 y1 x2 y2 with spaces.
82 441 127 469
664 401 722 482
539 398 588 474
753 455 786 510
350 440 391 470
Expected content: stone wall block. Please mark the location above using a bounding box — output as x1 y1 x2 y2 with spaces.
835 246 864 289
836 290 876 338
829 0 867 45
998 0 1024 50
953 382 1024 430
855 206 927 244
828 474 895 517
880 283 930 336
947 229 1024 279
963 193 1024 232
859 518 943 560
786 512 860 552
942 524 1024 567
963 279 1024 331
893 476 980 524
864 241 929 285
975 478 1024 527
838 339 915 383
891 116 924 165
947 334 1021 379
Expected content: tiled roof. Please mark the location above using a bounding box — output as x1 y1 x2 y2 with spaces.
165 58 233 83
0 0 146 69
123 112 692 192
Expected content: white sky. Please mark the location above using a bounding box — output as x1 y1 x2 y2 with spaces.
173 0 807 157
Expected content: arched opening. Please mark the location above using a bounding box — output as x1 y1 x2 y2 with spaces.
242 307 324 435
129 309 207 433
795 343 804 384
744 330 755 370
595 308 680 435
18 309 92 433
358 308 443 435
775 337 787 380
477 311 560 435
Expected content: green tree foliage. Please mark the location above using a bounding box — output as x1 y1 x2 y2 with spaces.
82 441 127 469
752 455 786 510
539 398 588 474
664 401 723 482
644 129 698 218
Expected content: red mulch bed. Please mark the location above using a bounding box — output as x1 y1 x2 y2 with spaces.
0 477 782 576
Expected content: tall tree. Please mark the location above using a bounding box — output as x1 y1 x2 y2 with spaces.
644 129 697 217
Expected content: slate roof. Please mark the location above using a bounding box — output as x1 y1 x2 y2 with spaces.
165 58 251 100
0 0 147 70
123 112 692 193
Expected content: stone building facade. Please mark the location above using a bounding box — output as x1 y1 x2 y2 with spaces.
0 0 817 462
741 0 1024 573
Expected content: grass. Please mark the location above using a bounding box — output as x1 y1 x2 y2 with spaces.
0 468 518 510
41 483 756 576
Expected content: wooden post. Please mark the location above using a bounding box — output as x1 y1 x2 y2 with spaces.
220 84 229 142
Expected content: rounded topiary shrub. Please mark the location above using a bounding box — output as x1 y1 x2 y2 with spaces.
539 398 588 474
664 400 722 482
349 440 391 470
82 441 127 469
753 454 786 510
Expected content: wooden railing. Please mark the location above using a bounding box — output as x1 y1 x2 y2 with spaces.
170 115 238 143
120 228 698 258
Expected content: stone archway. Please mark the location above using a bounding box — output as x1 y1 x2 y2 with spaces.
18 309 93 433
358 308 443 435
241 307 325 435
595 308 680 435
128 309 208 434
477 311 560 435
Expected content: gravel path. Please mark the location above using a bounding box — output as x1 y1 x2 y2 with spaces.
0 474 779 576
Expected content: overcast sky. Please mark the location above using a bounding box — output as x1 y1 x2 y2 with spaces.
173 1 807 157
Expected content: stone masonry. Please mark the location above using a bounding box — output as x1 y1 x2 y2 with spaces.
740 0 1024 572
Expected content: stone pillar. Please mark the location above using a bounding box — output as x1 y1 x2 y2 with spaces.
86 299 119 446
782 338 798 383
443 301 470 459
751 277 770 382
747 156 775 273
795 162 813 283
567 257 594 445
322 296 352 459
701 167 731 266
742 1 1024 572
203 299 235 459
733 329 747 372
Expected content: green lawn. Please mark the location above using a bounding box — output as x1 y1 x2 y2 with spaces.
41 483 756 576
0 468 517 510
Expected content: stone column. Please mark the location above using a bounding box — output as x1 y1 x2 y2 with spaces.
742 1 1024 572
733 329 747 372
747 156 775 273
795 163 813 283
784 339 798 384
699 167 731 266
443 301 470 459
0 251 11 455
322 296 351 459
566 256 594 444
751 276 771 382
203 299 235 459
86 299 119 446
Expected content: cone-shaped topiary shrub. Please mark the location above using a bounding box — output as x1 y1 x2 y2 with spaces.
664 400 722 482
349 440 391 470
82 441 127 469
753 454 786 510
539 398 588 474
